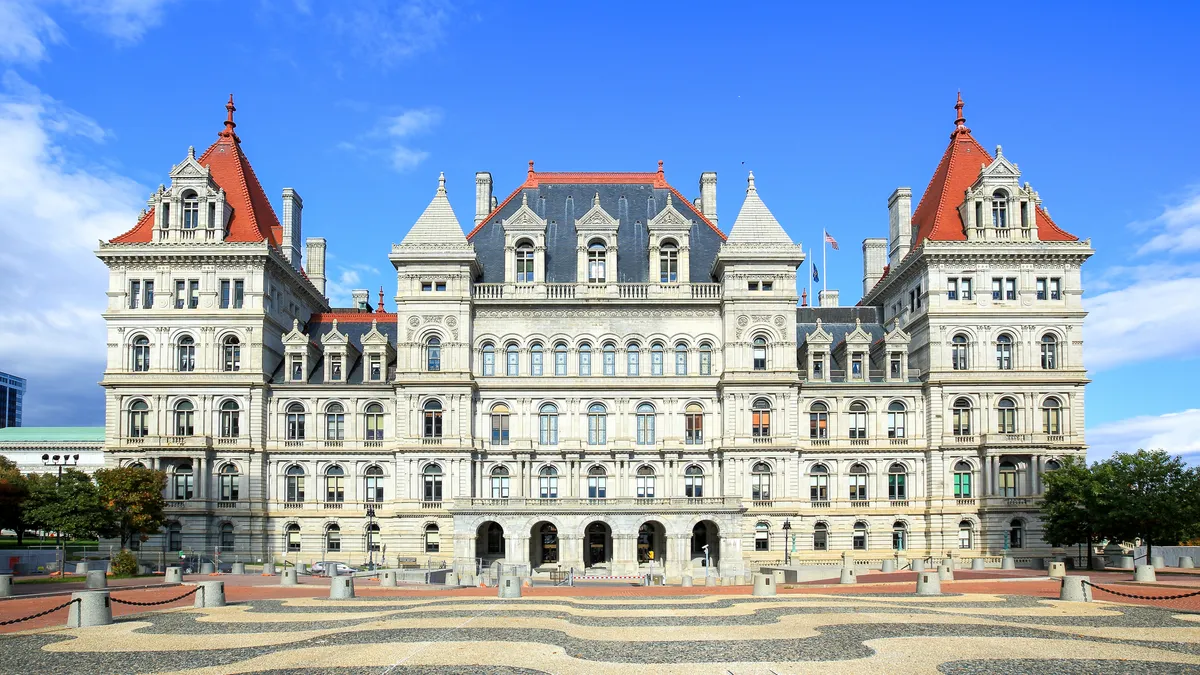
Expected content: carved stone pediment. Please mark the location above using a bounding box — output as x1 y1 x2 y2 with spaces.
648 193 691 231
504 191 546 232
575 192 619 232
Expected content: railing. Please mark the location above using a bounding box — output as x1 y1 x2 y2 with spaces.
460 496 739 509
809 438 831 447
956 498 977 507
752 500 774 508
284 440 304 448
619 284 648 299
324 440 344 448
217 501 238 508
1005 498 1031 506
751 436 774 444
889 500 910 508
422 437 442 445
850 438 869 446
215 437 241 446
472 282 723 301
420 501 443 509
889 438 909 445
951 435 977 444
166 500 185 508
323 502 343 510
809 500 831 509
364 440 384 448
283 502 304 509
849 500 870 509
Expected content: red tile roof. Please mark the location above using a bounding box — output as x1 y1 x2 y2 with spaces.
308 312 397 324
109 96 282 246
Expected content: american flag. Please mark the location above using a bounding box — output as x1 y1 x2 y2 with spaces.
824 231 839 250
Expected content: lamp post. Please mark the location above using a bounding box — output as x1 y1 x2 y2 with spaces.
782 518 792 566
41 454 80 576
365 506 377 570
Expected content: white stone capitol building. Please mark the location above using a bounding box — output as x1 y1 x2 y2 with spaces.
97 95 1092 578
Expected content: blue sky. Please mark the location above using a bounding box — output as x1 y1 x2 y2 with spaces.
1 1 1197 462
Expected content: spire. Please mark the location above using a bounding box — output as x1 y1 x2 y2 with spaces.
528 160 535 179
377 287 385 313
726 171 794 245
952 91 970 136
747 170 757 194
437 171 446 195
657 160 664 181
398 172 468 246
220 94 239 141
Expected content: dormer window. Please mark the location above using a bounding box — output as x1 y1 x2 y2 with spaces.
659 241 678 283
516 241 535 282
369 354 382 381
329 353 343 381
290 354 304 382
587 240 607 283
991 190 1008 229
182 191 200 229
851 352 865 379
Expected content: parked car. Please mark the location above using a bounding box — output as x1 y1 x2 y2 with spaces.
310 561 354 576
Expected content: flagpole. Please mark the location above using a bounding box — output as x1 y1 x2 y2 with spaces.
808 246 813 306
822 230 827 297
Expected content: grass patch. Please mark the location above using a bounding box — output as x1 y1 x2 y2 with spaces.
15 573 157 584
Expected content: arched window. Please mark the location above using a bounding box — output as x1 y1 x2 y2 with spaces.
991 190 1008 229
223 336 241 372
1043 397 1063 435
219 400 240 438
587 403 607 445
996 333 1013 370
539 465 558 499
424 523 440 553
685 402 704 444
813 522 828 551
888 462 908 501
997 397 1017 434
422 400 443 438
1044 459 1061 472
365 403 384 441
173 463 193 500
587 239 607 283
602 342 616 376
366 523 380 552
809 464 829 501
848 401 868 439
675 343 688 375
848 463 868 501
887 401 906 439
481 343 495 376
515 240 535 282
751 461 772 501
325 402 345 441
755 521 770 551
422 464 443 502
220 522 234 550
659 240 678 283
752 398 772 438
177 335 195 372
853 521 868 550
809 401 829 439
128 400 149 438
286 402 306 441
635 403 656 445
530 342 544 376
1009 519 1025 549
325 524 341 552
953 461 972 498
699 342 712 375
635 465 656 498
684 465 704 498
554 342 568 375
951 334 969 370
490 403 510 445
285 523 301 552
426 336 442 372
958 520 974 549
627 342 641 376
538 403 559 445
490 465 510 499
650 343 665 376
752 336 767 371
999 461 1018 497
168 522 183 551
182 190 199 229
325 465 345 503
131 335 151 372
892 521 907 551
952 398 972 436
285 465 305 502
364 465 384 503
1041 334 1059 370
505 343 519 376
173 400 194 436
578 342 592 376
587 465 607 499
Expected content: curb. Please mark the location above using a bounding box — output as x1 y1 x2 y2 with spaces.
0 582 182 602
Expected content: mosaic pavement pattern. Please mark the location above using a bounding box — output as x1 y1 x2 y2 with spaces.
2 592 1199 674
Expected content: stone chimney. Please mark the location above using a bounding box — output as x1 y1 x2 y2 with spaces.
698 172 718 226
351 289 371 311
862 238 887 295
305 237 326 296
281 188 303 270
475 172 493 226
888 187 912 265
819 289 840 307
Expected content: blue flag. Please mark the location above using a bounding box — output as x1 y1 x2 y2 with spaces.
812 264 819 282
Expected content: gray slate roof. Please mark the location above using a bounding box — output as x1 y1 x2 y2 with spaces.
270 316 398 385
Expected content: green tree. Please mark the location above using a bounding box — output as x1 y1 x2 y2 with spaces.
0 457 30 545
1101 449 1200 560
23 470 114 541
95 466 167 549
1040 456 1110 568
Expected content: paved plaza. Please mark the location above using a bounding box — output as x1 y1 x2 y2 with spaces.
1 573 1199 674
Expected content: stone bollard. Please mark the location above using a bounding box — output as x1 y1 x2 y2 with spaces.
752 573 776 596
681 575 693 587
330 576 355 599
193 581 226 608
1134 565 1157 582
1090 557 1107 571
1151 556 1165 569
937 564 954 582
1048 562 1066 578
772 570 786 585
231 562 246 575
498 574 521 599
915 571 941 596
380 571 396 588
165 566 183 583
86 570 107 589
1001 557 1015 570
281 569 298 586
971 558 986 571
460 572 475 587
297 563 307 574
911 558 925 573
75 562 89 575
0 573 11 598
1180 556 1196 569
839 567 856 584
881 559 896 573
1117 556 1134 570
444 571 458 586
68 591 112 628
199 562 216 575
327 564 339 578
1059 575 1092 602
734 574 746 586
263 562 276 576
704 575 717 587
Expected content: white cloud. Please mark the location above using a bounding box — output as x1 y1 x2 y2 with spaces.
0 0 172 64
340 107 441 172
390 145 430 171
60 0 175 43
1088 409 1200 465
1084 275 1200 371
331 0 452 66
323 265 382 308
1137 190 1200 256
0 0 62 63
0 74 146 425
386 108 440 137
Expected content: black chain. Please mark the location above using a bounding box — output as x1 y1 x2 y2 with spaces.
0 598 79 626
1081 579 1200 601
110 586 199 607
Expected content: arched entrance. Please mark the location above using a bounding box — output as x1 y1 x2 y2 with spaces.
530 521 559 567
637 521 666 565
477 521 505 562
691 520 720 569
584 521 612 568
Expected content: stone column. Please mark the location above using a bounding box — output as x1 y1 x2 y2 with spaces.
666 534 689 578
559 534 583 571
612 533 638 575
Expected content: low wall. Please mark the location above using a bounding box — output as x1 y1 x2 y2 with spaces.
1133 546 1200 567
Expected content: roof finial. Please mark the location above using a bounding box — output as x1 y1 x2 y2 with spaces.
746 170 757 194
995 144 1003 157
220 94 238 139
187 145 195 159
521 191 528 206
657 160 664 177
801 288 808 306
528 160 535 178
377 287 385 313
953 91 970 135
437 171 446 195
593 191 600 206
666 192 673 207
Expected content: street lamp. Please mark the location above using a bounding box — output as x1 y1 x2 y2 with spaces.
781 518 792 566
365 506 377 570
42 454 80 576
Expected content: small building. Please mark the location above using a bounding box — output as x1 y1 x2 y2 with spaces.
0 427 106 475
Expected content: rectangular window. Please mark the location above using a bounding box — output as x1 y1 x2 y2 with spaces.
369 355 382 381
908 290 915 311
627 350 639 376
915 283 922 308
175 280 186 309
188 280 200 309
748 281 759 291
436 282 447 291
506 348 519 376
330 354 343 381
421 282 433 292
651 349 663 376
531 349 543 376
491 415 509 445
699 349 711 375
991 277 1002 301
961 278 972 300
685 413 703 444
1005 277 1017 300
603 348 615 376
1050 278 1061 300
233 280 244 308
143 280 154 308
762 281 773 291
947 278 958 300
129 280 141 309
890 354 901 379
954 472 971 498
554 349 567 376
290 355 304 382
851 353 864 379
1036 277 1047 300
220 280 231 308
579 350 591 376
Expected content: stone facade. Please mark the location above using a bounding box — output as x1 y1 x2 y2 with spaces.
96 97 1092 577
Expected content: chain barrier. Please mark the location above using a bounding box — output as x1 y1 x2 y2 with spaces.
1080 579 1200 601
0 598 79 626
110 586 200 607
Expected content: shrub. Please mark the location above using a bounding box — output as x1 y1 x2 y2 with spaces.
111 549 139 576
